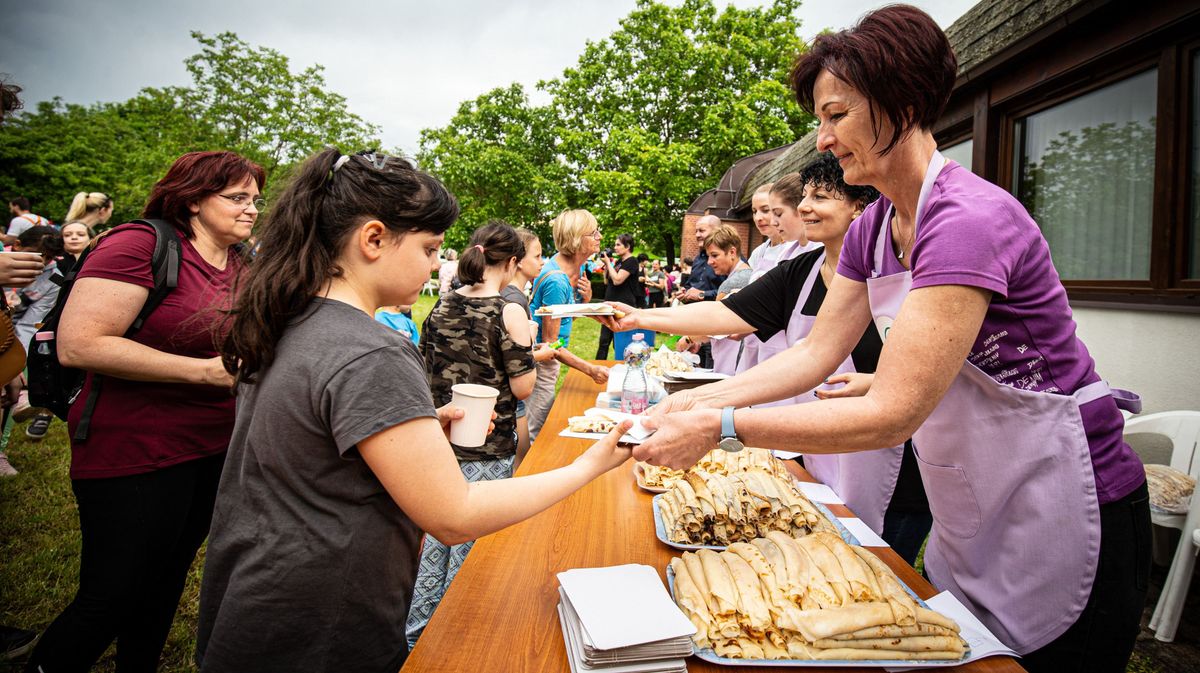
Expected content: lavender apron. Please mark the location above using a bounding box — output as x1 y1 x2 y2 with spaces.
776 252 904 534
710 335 741 375
737 240 815 374
864 152 1101 654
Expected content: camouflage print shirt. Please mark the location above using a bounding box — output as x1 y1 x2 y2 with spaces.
420 291 535 461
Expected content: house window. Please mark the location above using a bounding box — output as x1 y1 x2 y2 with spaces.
1013 69 1157 281
1192 50 1200 278
941 139 973 173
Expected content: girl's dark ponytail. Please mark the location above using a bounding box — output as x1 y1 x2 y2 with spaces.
455 220 525 286
222 148 459 384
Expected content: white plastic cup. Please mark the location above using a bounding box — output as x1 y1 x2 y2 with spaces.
528 320 540 344
449 384 500 447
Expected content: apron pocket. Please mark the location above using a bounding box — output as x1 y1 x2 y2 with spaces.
913 455 982 540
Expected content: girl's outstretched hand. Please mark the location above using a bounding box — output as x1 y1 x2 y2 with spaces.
576 420 635 474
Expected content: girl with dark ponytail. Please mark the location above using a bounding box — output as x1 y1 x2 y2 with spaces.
197 149 633 672
407 220 536 645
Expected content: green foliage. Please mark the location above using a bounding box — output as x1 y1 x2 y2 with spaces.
421 0 814 256
0 31 379 227
1016 118 1156 280
418 84 565 250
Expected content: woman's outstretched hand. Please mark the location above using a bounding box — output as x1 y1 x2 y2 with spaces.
593 301 640 332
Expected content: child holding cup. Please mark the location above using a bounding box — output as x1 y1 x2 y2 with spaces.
409 220 538 645
197 151 632 672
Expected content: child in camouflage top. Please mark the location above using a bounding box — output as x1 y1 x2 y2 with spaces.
409 220 536 646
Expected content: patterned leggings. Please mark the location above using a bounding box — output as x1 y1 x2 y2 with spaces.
405 454 515 648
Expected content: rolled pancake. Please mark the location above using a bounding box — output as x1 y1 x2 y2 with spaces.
812 532 878 602
669 557 712 648
915 606 962 633
791 603 898 642
720 551 773 634
808 648 965 661
766 531 837 608
812 635 965 653
830 623 960 640
750 537 790 591
850 546 920 626
697 549 742 638
796 535 852 606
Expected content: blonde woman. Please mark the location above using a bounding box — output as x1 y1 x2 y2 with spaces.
526 209 605 441
64 191 114 229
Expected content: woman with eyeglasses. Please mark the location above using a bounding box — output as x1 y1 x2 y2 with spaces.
193 149 631 671
26 151 261 672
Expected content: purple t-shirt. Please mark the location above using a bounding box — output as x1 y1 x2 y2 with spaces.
838 161 1143 505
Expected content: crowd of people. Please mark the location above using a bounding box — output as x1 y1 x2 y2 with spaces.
0 5 1148 673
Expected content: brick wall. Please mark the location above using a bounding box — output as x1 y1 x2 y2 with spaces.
680 214 754 261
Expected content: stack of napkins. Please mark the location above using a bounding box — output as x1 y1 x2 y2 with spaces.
557 564 695 672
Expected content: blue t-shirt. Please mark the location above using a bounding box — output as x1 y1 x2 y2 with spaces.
529 257 577 342
375 309 420 346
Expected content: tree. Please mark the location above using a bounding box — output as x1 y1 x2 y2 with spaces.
418 84 566 249
541 0 813 255
0 32 379 227
184 32 379 174
417 0 813 257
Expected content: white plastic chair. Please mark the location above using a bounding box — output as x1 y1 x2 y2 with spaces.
421 280 438 297
1128 410 1200 642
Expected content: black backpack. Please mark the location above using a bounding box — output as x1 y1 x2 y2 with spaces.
27 219 182 441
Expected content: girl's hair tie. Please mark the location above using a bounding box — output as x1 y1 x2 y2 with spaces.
474 244 485 253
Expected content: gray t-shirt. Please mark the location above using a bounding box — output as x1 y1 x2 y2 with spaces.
197 298 437 672
8 213 47 237
717 267 754 297
501 283 531 318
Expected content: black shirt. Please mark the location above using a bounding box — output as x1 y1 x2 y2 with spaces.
605 255 642 306
721 249 882 373
720 249 928 514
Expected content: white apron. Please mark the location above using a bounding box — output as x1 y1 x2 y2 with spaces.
865 152 1102 654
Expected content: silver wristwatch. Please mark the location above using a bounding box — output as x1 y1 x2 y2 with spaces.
717 406 744 453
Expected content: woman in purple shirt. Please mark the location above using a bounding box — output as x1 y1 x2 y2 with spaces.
623 6 1148 672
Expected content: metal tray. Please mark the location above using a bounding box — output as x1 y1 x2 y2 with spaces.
652 494 860 551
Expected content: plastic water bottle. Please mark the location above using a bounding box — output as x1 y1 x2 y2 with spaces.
621 333 651 414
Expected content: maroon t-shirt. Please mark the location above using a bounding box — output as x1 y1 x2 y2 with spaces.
68 222 242 479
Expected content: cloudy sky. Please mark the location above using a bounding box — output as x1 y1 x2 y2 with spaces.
2 0 977 153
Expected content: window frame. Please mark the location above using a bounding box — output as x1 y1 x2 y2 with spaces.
934 3 1200 308
999 58 1162 291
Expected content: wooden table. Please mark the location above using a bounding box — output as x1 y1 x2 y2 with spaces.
403 367 1025 672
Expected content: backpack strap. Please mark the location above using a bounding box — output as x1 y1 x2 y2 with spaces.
72 219 182 442
530 269 568 302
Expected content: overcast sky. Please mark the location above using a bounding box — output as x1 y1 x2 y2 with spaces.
2 0 977 154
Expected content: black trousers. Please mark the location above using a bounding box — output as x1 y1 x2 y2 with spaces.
1017 481 1151 673
27 453 225 673
596 325 615 360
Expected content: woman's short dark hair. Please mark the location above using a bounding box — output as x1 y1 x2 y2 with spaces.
222 148 459 384
144 151 266 239
616 233 634 251
790 4 957 155
457 220 525 286
798 154 880 211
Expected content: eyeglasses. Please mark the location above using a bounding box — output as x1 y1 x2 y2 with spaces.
219 194 266 211
587 229 602 240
